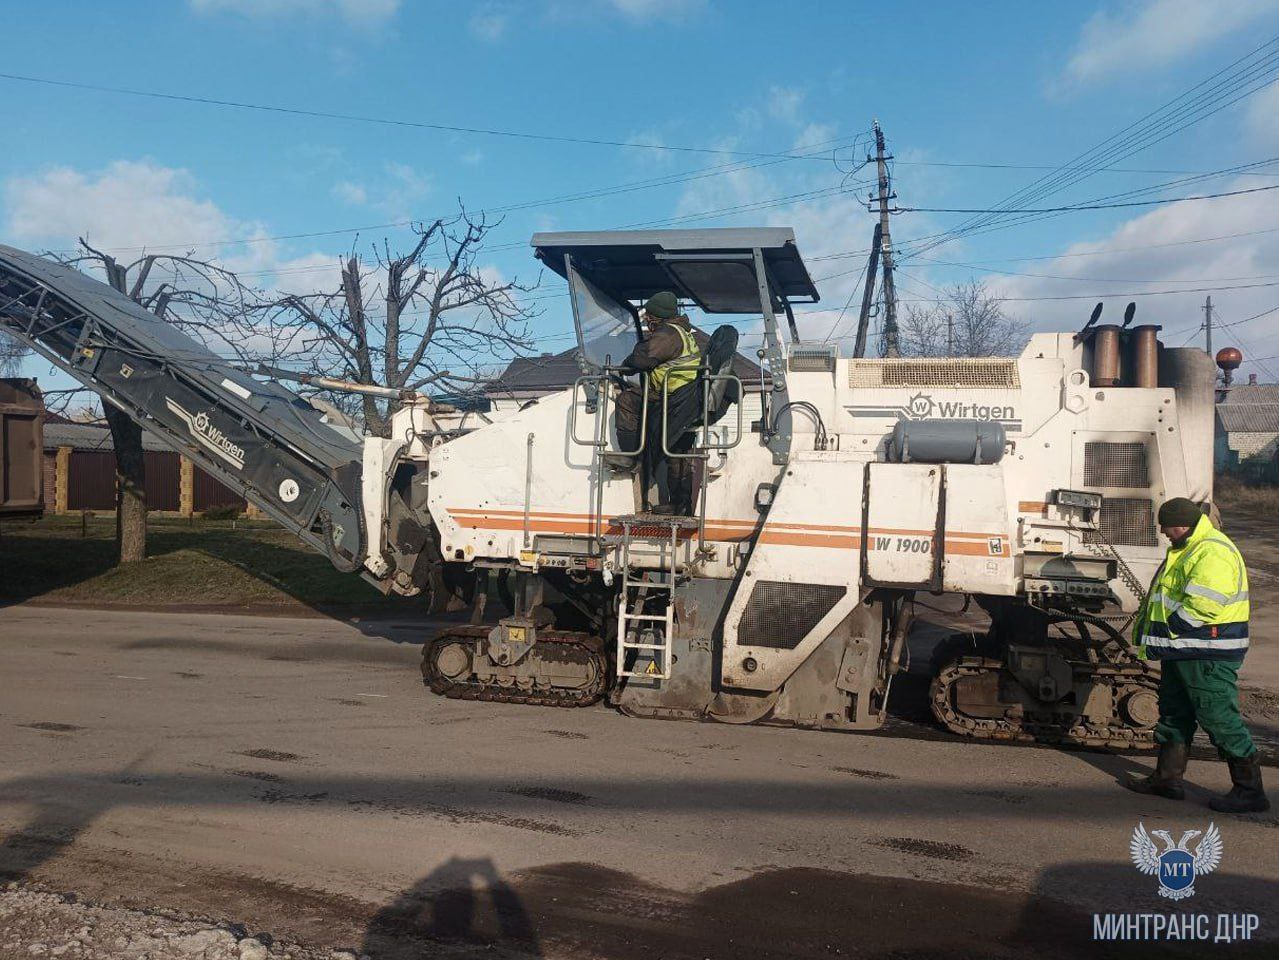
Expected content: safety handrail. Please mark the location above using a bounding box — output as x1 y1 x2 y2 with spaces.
569 370 648 455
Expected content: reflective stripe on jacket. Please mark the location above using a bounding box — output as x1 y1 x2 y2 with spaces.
1134 513 1250 661
649 324 700 393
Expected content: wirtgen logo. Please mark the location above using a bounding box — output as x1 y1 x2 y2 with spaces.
166 398 246 470
847 391 1021 431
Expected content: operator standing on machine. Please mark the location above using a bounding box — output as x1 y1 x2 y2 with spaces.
1126 497 1268 813
615 291 701 516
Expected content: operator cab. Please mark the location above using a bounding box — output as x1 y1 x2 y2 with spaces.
532 227 819 377
533 229 821 501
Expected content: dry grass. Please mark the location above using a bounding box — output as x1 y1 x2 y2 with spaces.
1216 475 1279 514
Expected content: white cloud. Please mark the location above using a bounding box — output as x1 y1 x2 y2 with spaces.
4 160 244 255
1060 0 1279 87
330 163 430 218
606 0 705 20
332 180 368 206
1 159 355 298
970 180 1279 369
190 0 400 26
765 86 805 126
469 3 511 41
1245 80 1279 149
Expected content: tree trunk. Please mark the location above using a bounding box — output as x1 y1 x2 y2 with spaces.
105 404 146 563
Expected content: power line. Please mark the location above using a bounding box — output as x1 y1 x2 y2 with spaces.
909 255 1279 286
40 133 861 259
891 158 1279 178
0 71 844 162
895 182 1279 215
899 36 1279 260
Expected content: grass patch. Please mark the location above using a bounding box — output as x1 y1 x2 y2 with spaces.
1216 475 1279 515
0 513 422 610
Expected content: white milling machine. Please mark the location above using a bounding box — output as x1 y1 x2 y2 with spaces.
375 229 1216 747
0 230 1216 748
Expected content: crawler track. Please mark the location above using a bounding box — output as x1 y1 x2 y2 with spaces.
929 655 1161 750
421 624 609 707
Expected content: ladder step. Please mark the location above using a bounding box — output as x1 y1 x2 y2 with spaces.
621 642 669 650
621 613 670 622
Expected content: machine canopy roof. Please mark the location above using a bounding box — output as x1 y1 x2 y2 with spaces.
531 228 819 314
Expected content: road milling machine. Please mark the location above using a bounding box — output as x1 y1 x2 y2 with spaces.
0 230 1217 748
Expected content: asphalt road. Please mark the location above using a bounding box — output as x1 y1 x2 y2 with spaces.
1 605 1276 959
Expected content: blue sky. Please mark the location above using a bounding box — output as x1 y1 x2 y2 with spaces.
5 0 1279 393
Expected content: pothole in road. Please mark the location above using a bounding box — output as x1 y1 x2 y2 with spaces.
20 722 84 733
830 766 901 780
870 837 976 862
238 749 304 763
544 729 588 740
504 785 595 806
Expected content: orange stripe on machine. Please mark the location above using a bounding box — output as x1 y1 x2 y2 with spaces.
444 508 1010 555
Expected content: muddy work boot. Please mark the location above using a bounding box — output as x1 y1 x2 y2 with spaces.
1209 755 1271 814
1125 742 1189 800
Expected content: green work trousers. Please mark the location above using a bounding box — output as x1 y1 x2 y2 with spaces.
1154 659 1256 760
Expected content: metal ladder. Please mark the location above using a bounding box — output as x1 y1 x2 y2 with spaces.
611 515 697 680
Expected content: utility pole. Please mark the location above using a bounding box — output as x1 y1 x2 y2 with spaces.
1203 296 1213 356
871 119 900 357
852 222 882 358
946 313 954 357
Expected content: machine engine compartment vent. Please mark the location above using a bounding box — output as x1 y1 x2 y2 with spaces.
738 581 846 650
1084 441 1150 488
1085 497 1158 547
789 347 837 373
848 358 1020 389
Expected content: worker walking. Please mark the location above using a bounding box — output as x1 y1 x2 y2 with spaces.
615 291 701 515
1125 498 1268 813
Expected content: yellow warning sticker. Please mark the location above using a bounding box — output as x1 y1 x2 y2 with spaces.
645 660 661 675
507 626 526 643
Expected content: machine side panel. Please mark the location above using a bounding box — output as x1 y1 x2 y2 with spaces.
942 464 1014 595
864 462 940 586
720 453 865 692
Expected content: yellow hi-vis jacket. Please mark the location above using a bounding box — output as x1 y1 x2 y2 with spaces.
1135 513 1250 661
649 324 700 394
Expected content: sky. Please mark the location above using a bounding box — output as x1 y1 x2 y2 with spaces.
5 0 1279 393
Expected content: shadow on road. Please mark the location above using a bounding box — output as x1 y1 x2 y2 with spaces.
1017 861 1279 958
361 856 541 959
3 764 1277 958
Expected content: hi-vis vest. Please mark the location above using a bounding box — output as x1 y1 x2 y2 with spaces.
648 324 700 393
1136 513 1250 661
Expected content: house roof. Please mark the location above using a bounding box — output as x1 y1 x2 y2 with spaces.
44 421 175 453
487 330 768 398
1216 383 1279 433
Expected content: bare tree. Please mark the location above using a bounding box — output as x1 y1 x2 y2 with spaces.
0 332 28 377
899 280 1028 358
58 240 257 563
257 207 537 436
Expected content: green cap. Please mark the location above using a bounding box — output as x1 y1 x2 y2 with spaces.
1157 497 1202 527
643 291 680 320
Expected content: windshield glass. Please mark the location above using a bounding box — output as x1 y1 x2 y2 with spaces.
567 260 638 373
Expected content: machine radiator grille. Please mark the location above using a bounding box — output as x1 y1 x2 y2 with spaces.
737 581 846 650
1086 498 1158 547
849 358 1020 389
1084 441 1149 487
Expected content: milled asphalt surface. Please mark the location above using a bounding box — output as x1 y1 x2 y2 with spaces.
1 602 1276 958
